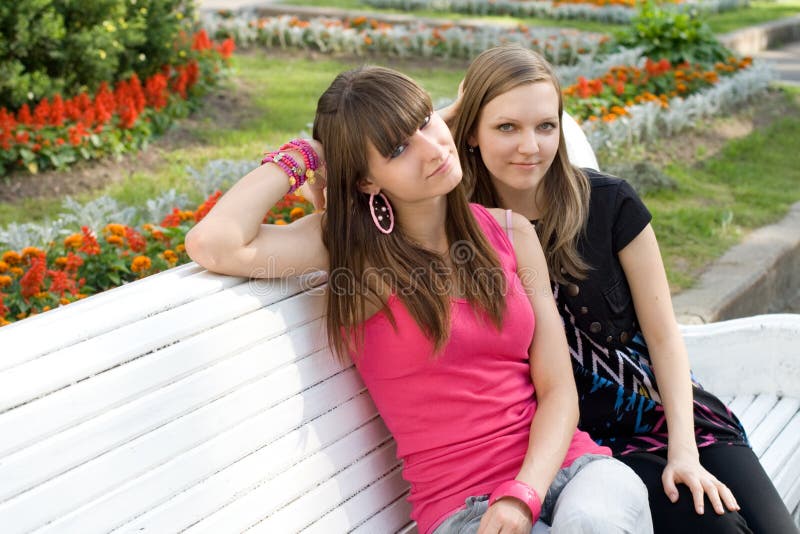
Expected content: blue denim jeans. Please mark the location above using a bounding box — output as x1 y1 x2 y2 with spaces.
433 454 653 534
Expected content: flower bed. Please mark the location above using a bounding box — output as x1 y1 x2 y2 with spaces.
203 13 611 65
0 30 235 175
0 187 313 327
564 56 752 123
360 0 750 23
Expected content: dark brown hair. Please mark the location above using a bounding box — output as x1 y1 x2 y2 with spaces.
314 66 507 360
452 45 591 283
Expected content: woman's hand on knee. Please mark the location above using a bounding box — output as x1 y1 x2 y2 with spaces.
477 498 533 534
662 456 741 515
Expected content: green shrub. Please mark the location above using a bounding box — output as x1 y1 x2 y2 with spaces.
615 1 733 65
0 0 195 110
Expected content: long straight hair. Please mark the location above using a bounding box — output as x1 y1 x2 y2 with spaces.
452 45 591 283
314 66 507 361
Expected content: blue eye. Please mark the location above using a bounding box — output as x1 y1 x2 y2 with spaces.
498 123 514 132
420 114 431 129
539 122 557 131
390 143 408 159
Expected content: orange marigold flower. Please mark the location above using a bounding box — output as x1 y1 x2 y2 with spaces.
107 235 125 246
54 257 68 267
0 318 9 327
104 223 126 236
163 250 178 265
64 233 83 249
60 297 71 305
34 291 49 299
131 255 152 274
17 312 26 320
2 251 22 265
289 207 306 221
0 275 12 288
21 246 45 260
0 260 8 273
10 267 23 277
175 244 186 254
274 219 288 225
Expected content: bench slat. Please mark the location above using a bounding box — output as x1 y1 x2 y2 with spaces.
183 419 393 533
0 267 230 369
738 393 778 436
41 394 382 534
351 494 414 534
302 467 408 534
726 395 756 421
0 292 325 458
759 411 800 480
0 277 318 414
768 430 800 511
749 397 800 457
245 441 400 533
0 322 330 502
0 367 363 532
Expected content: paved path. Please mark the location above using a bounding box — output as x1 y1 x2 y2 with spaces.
755 41 800 86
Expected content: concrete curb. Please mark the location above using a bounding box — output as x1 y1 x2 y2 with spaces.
673 201 800 324
720 14 800 55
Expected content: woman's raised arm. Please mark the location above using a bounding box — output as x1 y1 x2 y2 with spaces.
185 144 329 279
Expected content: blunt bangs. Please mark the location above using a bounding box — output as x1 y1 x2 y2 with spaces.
343 68 433 159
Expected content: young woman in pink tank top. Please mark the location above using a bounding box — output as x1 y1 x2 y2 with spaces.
186 65 651 534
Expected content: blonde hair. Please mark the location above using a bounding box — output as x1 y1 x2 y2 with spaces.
313 66 507 361
452 45 590 283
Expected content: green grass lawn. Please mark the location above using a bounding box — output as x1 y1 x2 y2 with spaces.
643 87 800 290
1 53 798 292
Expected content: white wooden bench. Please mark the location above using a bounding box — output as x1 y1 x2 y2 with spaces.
1 264 798 533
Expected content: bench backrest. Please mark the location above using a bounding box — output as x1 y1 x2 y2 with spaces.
0 269 415 533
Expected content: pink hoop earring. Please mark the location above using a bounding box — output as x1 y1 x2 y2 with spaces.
369 192 394 234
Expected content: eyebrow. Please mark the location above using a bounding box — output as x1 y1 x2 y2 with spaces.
493 116 560 123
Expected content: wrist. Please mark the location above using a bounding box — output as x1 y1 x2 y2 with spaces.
489 480 542 524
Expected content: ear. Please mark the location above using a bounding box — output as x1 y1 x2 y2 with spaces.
357 175 381 195
467 133 477 149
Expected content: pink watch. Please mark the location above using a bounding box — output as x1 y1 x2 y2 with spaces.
488 480 542 523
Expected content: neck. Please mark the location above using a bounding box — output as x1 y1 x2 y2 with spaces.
495 182 541 221
394 195 449 253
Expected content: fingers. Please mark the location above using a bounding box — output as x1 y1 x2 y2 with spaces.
661 471 680 503
700 477 724 515
718 481 740 513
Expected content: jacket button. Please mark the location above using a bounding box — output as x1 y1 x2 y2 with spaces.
589 322 602 333
620 332 630 344
567 284 580 297
580 306 588 314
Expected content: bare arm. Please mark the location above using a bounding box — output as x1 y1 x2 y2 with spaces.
185 150 328 278
478 210 579 533
620 224 738 515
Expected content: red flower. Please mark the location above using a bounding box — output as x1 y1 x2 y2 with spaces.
161 207 182 228
192 29 213 51
47 269 79 297
79 226 101 255
32 98 51 129
17 104 32 124
20 256 46 298
124 227 147 252
145 73 169 110
194 191 223 223
65 252 84 273
217 38 236 59
50 94 65 126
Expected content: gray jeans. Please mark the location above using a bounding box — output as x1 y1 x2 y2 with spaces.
433 454 653 534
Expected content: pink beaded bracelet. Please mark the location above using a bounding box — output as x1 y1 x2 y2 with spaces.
279 139 320 185
261 151 304 193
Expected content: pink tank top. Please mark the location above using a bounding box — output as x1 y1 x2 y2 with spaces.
354 204 609 534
